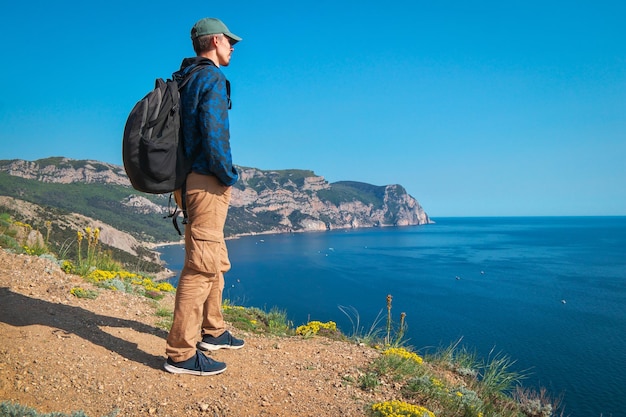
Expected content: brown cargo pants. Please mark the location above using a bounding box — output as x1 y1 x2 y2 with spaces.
165 173 232 362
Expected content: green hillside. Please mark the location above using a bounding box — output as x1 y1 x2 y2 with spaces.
0 172 176 242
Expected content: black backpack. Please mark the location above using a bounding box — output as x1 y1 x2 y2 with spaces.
122 64 212 234
122 64 207 194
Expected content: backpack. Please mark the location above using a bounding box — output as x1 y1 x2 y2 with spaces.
122 64 209 233
122 64 207 194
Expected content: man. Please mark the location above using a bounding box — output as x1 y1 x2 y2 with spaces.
164 17 244 376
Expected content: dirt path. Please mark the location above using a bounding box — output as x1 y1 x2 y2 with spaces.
0 250 394 417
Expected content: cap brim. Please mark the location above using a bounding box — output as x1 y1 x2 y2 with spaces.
225 32 242 44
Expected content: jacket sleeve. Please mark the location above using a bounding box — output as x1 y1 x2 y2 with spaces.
197 74 239 186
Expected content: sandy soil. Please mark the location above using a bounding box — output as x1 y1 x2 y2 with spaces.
0 249 393 417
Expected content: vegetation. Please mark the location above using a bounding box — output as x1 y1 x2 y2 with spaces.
244 169 316 192
318 181 386 207
0 401 117 417
0 214 175 302
69 287 99 299
338 293 408 347
2 170 308 240
0 213 51 256
0 199 164 274
0 172 176 243
295 320 342 338
221 302 292 336
154 307 174 330
150 288 562 417
371 400 435 417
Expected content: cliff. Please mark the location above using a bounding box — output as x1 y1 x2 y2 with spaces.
0 157 431 234
230 167 431 233
0 157 432 271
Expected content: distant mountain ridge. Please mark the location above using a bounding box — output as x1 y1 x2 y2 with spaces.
2 157 130 186
0 157 431 271
1 157 431 231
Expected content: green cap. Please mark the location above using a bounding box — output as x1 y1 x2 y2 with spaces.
191 17 242 44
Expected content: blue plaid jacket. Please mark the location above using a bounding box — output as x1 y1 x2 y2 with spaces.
176 57 238 186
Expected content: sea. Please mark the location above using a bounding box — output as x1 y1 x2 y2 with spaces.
158 216 626 417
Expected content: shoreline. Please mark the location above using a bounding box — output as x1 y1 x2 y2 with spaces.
149 221 436 249
148 223 436 281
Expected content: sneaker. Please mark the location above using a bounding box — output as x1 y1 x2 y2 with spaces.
164 350 227 376
197 330 245 351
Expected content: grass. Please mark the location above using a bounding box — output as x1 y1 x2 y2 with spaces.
0 215 51 256
221 300 292 336
0 214 174 302
214 295 563 417
154 306 174 330
69 287 99 299
355 333 565 417
368 348 426 384
338 294 408 347
338 304 386 345
480 348 527 399
0 401 118 417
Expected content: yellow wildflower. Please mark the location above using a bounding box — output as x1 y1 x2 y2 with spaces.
371 400 435 417
14 221 32 230
431 378 445 390
88 269 117 282
296 320 337 336
156 282 175 292
383 347 424 365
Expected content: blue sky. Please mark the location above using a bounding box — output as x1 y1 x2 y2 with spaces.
1 1 624 217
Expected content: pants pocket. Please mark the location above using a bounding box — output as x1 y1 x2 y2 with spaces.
187 226 224 274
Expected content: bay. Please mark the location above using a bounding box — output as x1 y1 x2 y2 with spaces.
159 216 626 417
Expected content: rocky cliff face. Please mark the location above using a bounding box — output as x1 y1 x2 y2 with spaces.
2 157 130 186
0 158 432 239
230 168 431 233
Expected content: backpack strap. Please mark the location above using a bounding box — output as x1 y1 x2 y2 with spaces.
163 63 209 235
165 192 183 236
165 182 188 236
179 180 189 227
173 60 213 88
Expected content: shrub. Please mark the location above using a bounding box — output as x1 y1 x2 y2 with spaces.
479 349 526 398
84 269 174 298
70 287 99 299
371 400 435 417
370 348 425 383
0 400 118 416
359 372 381 391
514 387 563 417
383 347 424 365
222 301 293 336
0 234 19 251
295 320 339 338
155 308 174 330
61 260 74 274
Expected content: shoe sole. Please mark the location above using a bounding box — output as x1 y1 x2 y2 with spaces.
197 341 245 351
164 363 227 376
